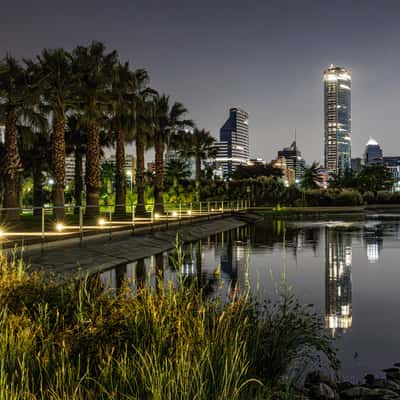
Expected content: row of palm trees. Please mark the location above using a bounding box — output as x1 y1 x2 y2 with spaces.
0 41 216 221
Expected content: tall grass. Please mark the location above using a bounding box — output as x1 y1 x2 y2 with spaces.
0 248 337 399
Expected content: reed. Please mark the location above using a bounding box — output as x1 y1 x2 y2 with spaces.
0 248 337 399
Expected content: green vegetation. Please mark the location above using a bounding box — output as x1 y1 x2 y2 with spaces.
0 42 215 222
0 248 337 399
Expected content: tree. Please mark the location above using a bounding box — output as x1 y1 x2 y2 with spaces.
29 48 75 221
0 56 43 220
151 94 193 213
356 165 394 192
232 164 282 180
300 162 322 190
18 126 51 216
66 115 87 212
178 128 216 200
165 158 191 185
133 94 155 216
72 42 118 218
329 168 357 189
109 63 149 215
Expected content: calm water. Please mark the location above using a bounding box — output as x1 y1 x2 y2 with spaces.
99 212 400 381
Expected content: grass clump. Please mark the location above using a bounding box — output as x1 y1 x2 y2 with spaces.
0 249 338 399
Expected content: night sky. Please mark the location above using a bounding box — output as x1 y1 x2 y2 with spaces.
2 0 400 164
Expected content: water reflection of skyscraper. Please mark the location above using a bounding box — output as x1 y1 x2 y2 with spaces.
325 228 353 336
220 238 250 294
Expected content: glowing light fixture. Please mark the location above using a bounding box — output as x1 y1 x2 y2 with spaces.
55 223 64 232
154 213 160 220
172 211 178 218
98 218 106 226
187 210 192 216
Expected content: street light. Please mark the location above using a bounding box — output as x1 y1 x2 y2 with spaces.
98 218 106 226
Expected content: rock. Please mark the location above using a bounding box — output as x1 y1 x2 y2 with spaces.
310 382 336 399
305 371 337 389
338 381 354 392
364 374 375 386
383 368 400 381
368 388 400 399
340 385 373 399
370 378 400 393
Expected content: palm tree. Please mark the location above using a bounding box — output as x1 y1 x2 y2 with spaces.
19 126 51 216
72 42 118 218
300 162 322 190
29 48 75 221
133 94 155 217
151 94 192 213
179 128 216 196
109 63 149 215
0 56 43 220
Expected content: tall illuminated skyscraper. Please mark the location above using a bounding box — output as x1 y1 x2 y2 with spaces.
324 65 352 176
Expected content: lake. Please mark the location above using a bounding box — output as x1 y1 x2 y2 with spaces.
99 211 400 381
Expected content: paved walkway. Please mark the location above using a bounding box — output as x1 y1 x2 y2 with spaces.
20 215 254 275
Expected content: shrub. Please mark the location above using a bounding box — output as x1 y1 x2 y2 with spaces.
333 190 363 206
362 191 375 204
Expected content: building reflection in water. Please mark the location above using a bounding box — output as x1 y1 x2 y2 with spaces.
325 228 353 336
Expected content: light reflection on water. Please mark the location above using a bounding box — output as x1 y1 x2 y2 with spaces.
99 214 400 381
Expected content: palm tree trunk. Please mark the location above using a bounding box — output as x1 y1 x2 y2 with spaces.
154 133 165 214
85 124 100 218
195 155 201 202
32 161 44 217
74 150 83 214
195 155 201 183
115 128 126 216
2 108 21 221
52 117 66 221
135 132 147 217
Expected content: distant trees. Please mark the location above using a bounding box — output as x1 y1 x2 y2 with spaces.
330 165 394 192
300 162 322 190
232 164 282 180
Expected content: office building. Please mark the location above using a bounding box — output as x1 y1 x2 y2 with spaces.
277 141 305 183
65 155 86 186
215 107 249 177
324 64 352 176
383 156 400 191
364 138 383 166
351 157 362 172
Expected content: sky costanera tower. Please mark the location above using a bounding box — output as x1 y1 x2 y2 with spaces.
324 65 352 176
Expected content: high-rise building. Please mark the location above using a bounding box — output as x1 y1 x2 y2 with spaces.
215 107 249 177
324 64 352 176
276 141 305 183
351 157 362 172
65 155 86 186
364 137 383 166
383 156 400 191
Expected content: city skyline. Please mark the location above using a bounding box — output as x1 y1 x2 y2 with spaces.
2 0 400 164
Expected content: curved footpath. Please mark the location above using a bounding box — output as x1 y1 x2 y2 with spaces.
19 213 261 275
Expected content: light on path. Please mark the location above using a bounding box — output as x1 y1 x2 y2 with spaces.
98 218 106 226
55 223 64 232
